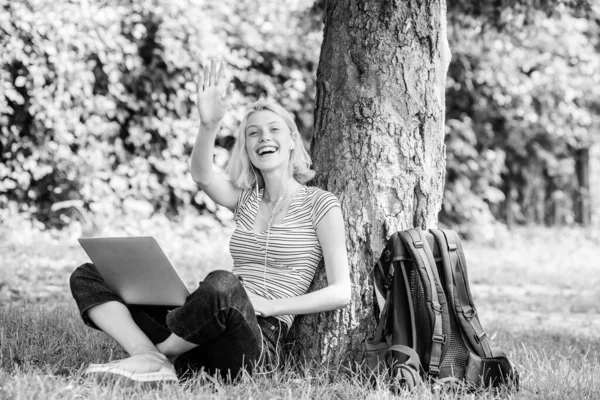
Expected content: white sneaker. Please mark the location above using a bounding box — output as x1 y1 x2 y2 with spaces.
84 351 178 384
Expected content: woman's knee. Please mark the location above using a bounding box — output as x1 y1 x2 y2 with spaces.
184 270 245 306
69 263 98 291
203 270 243 296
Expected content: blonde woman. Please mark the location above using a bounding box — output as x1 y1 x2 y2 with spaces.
70 60 351 383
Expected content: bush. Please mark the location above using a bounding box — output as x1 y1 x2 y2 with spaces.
0 0 321 228
442 8 600 226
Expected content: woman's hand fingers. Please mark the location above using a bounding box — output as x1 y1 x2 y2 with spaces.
217 61 226 84
196 60 232 125
199 60 229 92
245 291 272 317
210 59 217 86
203 63 210 90
197 68 204 93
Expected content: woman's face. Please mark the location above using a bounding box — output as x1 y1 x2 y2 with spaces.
244 110 294 173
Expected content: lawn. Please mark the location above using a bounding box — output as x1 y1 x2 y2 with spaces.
1 214 599 399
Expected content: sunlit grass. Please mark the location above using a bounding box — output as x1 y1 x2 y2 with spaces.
1 218 599 398
1 302 598 399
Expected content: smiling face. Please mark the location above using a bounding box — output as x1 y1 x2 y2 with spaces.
244 110 295 174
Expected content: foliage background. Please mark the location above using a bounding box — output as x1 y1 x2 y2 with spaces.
1 0 599 232
1 0 321 229
443 4 600 230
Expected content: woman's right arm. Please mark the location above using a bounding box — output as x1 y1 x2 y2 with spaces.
190 60 241 212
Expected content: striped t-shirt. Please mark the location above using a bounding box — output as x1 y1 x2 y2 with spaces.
229 185 341 328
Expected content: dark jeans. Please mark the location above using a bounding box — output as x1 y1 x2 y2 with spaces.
69 263 288 381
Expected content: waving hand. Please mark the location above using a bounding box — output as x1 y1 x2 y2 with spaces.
197 60 233 127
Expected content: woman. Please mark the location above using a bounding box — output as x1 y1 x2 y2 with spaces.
69 60 351 384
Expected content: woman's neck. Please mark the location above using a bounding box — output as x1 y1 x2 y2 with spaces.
261 172 299 202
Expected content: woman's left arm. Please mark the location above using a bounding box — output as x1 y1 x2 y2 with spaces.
249 206 351 316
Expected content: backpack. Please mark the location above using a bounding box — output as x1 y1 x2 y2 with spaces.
362 227 519 391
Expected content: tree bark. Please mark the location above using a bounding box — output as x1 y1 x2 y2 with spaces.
575 147 591 226
287 0 450 366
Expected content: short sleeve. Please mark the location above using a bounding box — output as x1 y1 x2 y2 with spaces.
311 190 341 229
234 189 253 221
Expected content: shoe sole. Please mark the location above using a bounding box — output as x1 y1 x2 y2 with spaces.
84 364 179 385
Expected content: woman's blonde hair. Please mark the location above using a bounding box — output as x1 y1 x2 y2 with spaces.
225 101 315 189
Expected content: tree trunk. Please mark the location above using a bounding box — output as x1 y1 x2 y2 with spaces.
287 0 450 366
591 142 600 227
575 147 591 226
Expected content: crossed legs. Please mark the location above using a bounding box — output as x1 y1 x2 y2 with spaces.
69 264 262 381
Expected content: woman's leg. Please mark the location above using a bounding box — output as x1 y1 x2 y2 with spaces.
158 270 263 380
70 264 264 380
70 263 177 378
86 301 158 356
70 263 172 349
155 332 196 361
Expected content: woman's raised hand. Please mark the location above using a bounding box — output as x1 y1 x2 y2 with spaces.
197 60 233 128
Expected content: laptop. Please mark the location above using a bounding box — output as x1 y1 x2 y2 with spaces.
78 236 191 306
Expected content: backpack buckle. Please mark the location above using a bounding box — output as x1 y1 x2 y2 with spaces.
463 308 477 319
429 364 440 375
432 303 443 313
385 275 393 289
448 242 457 251
432 334 447 344
383 249 391 262
413 240 423 248
474 331 487 343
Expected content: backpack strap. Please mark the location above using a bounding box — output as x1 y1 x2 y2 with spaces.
371 283 393 344
435 229 493 357
388 345 422 391
399 228 447 375
370 232 415 339
427 230 455 302
373 258 391 299
372 233 401 298
367 234 420 389
389 256 417 351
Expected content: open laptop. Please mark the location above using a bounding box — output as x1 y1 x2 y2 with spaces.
78 237 191 306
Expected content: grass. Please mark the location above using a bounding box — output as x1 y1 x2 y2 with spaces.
1 303 598 399
1 214 599 399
